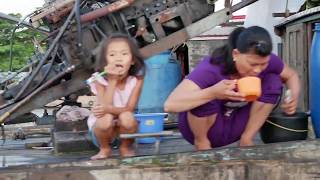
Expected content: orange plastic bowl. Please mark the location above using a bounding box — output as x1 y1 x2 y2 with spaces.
237 76 262 101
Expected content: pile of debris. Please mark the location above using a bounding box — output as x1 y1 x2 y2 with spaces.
0 72 28 91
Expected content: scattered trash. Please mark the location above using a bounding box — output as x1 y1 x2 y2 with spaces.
56 105 91 122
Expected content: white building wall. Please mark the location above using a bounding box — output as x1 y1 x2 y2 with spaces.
244 0 305 54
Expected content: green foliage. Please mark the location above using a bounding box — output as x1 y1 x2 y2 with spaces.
0 13 46 72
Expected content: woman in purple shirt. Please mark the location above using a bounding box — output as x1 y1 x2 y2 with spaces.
164 26 300 150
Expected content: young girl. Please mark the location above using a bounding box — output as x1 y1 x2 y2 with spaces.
87 33 145 160
165 26 300 150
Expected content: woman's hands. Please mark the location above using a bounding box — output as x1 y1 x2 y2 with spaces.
211 80 245 101
280 64 301 115
281 91 298 115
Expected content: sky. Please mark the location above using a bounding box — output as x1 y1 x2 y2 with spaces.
0 0 45 16
0 0 246 17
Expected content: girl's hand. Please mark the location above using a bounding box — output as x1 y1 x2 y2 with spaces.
281 96 298 115
92 104 108 118
212 80 245 101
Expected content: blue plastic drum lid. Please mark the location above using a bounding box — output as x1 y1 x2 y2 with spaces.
137 51 182 113
310 23 320 138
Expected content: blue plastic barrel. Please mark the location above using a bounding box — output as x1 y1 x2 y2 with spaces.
135 113 167 144
310 23 320 138
137 51 182 113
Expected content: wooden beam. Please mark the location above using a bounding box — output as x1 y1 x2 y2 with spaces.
273 12 297 17
120 131 181 139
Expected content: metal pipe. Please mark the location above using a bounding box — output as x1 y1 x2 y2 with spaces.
285 0 290 17
0 65 76 124
36 46 58 87
0 12 49 34
92 24 106 38
80 0 135 23
29 0 75 24
231 0 259 13
45 5 74 24
0 101 14 111
14 6 76 102
75 0 83 47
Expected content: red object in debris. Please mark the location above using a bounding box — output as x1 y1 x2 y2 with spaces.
232 15 246 20
80 0 135 23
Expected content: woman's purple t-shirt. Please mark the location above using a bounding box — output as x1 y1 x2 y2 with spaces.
178 53 284 147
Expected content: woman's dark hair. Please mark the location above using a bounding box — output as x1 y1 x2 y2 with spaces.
211 26 272 75
95 33 145 77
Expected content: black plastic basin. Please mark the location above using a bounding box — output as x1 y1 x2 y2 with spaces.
260 112 309 143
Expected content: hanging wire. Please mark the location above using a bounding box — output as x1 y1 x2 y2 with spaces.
8 12 36 72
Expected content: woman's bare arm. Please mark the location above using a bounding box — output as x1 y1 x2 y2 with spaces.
164 79 244 113
280 64 301 114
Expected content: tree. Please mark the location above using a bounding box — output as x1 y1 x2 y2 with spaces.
0 13 46 72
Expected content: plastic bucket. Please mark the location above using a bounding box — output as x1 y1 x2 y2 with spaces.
134 113 167 144
260 112 308 143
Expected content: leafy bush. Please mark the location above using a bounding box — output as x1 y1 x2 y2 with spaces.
0 13 46 72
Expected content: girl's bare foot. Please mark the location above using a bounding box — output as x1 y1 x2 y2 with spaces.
90 148 111 160
119 147 135 157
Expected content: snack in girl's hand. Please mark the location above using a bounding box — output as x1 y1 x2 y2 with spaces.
85 71 106 85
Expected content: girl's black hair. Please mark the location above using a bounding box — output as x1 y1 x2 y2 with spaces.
211 26 272 75
95 33 145 77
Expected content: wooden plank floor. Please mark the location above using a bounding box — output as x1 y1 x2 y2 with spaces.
2 138 320 180
0 135 195 168
0 131 269 168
